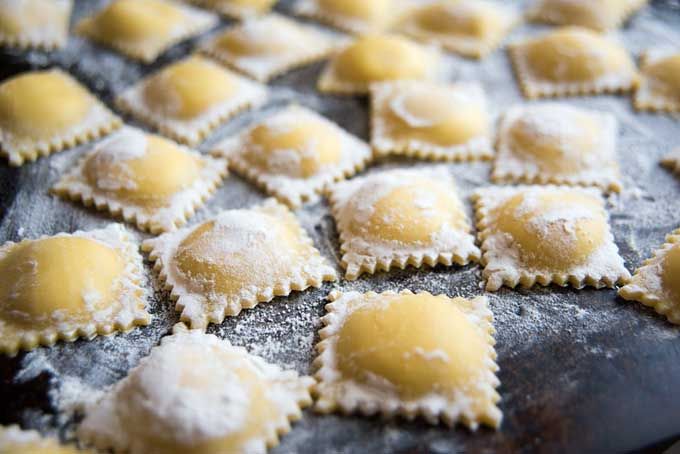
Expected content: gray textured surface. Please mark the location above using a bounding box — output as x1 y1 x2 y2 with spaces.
1 1 680 453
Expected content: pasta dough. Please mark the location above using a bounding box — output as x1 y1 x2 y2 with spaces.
0 0 72 50
528 0 648 31
634 48 680 113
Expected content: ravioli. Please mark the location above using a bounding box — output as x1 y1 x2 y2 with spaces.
0 0 72 50
76 0 217 63
318 34 440 95
492 103 622 191
528 0 648 31
188 0 278 19
396 0 519 58
78 325 314 454
142 199 337 329
508 26 638 98
0 224 150 356
53 127 228 234
294 0 403 34
0 425 87 454
116 56 267 146
370 80 492 161
662 148 680 176
313 290 501 429
0 69 121 166
213 105 371 207
473 185 630 291
634 48 680 113
201 14 337 82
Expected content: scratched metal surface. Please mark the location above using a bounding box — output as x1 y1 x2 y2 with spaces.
1 1 680 453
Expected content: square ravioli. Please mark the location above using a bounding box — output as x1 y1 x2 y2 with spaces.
200 14 338 82
313 290 501 429
0 69 121 166
370 80 493 161
78 326 314 454
662 148 680 176
528 0 648 31
0 0 72 50
187 0 278 19
396 0 519 59
213 105 371 207
142 199 337 329
116 56 267 146
492 103 622 192
318 34 441 95
619 229 680 324
0 224 151 356
294 0 410 35
508 26 638 99
53 127 228 234
76 0 218 63
327 167 480 280
634 48 680 113
472 185 630 291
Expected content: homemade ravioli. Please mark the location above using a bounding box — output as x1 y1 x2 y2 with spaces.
619 230 680 324
370 80 492 161
142 199 336 329
0 0 72 50
0 425 86 454
327 168 480 280
473 185 630 291
318 34 439 95
187 0 278 19
294 0 400 34
396 0 519 58
76 0 217 63
492 103 622 191
78 326 314 454
0 224 150 356
313 290 501 429
213 105 371 207
201 14 337 82
528 0 648 31
0 69 121 166
508 26 638 98
634 48 680 113
53 127 228 234
116 56 267 146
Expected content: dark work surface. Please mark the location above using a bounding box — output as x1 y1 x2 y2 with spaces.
1 1 680 453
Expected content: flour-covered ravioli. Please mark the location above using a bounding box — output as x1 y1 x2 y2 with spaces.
0 224 150 356
201 14 338 82
327 168 480 280
188 0 277 19
508 26 638 99
117 56 267 146
492 103 622 192
370 80 492 161
78 326 314 454
0 69 121 167
619 230 680 324
214 105 371 207
76 0 217 63
294 0 406 35
634 48 680 113
53 127 227 234
662 148 680 176
396 0 519 59
0 0 72 50
313 290 501 429
142 199 336 329
0 425 88 454
472 185 630 291
528 0 648 31
318 34 440 95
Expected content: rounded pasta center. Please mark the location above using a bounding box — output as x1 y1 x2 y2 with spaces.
524 27 631 82
144 57 236 120
0 237 123 328
414 2 498 37
173 212 300 296
336 293 486 398
335 35 430 83
646 55 680 101
540 0 616 29
95 0 183 42
229 0 276 9
319 0 390 19
493 192 606 270
0 71 90 139
245 120 342 178
348 179 466 244
216 21 302 56
662 244 680 302
84 133 201 206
